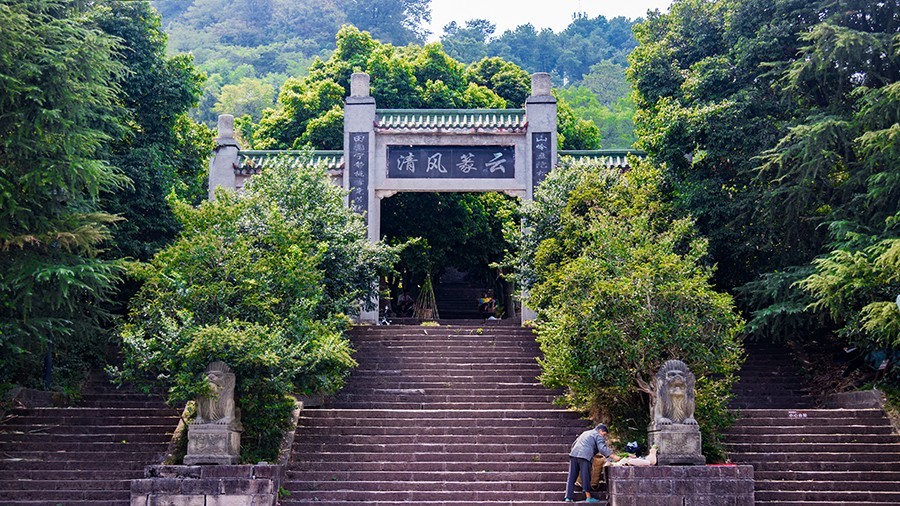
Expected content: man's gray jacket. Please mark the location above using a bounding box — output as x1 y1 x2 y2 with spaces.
569 429 613 460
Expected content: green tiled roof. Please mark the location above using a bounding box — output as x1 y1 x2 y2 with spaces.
559 149 646 169
236 150 343 175
375 109 527 131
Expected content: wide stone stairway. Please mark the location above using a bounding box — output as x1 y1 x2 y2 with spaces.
0 374 180 505
725 342 900 505
282 324 592 505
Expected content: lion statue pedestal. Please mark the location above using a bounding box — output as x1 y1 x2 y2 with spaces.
646 360 705 465
184 361 242 465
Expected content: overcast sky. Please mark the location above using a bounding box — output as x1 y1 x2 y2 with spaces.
427 0 674 41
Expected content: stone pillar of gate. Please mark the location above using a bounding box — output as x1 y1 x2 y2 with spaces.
344 72 379 323
208 114 241 200
522 73 558 323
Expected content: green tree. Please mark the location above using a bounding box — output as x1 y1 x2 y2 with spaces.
628 0 824 293
441 19 495 64
338 0 431 45
515 158 743 459
0 0 127 389
630 0 900 377
93 1 210 264
213 77 276 121
116 156 393 461
253 26 520 149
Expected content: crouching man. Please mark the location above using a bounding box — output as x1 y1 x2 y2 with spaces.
565 424 620 503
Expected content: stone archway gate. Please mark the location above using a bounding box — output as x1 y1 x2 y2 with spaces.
208 72 642 323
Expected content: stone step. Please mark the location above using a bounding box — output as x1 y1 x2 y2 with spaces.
292 442 572 454
724 433 898 444
286 470 567 483
754 470 900 482
0 441 168 452
300 408 580 420
291 452 568 464
9 407 177 416
725 442 900 453
0 432 172 443
295 426 581 437
342 374 543 383
754 479 900 492
0 489 130 502
754 503 898 506
323 401 560 410
349 332 537 340
1 415 180 426
0 478 133 491
0 469 142 480
342 376 543 385
733 408 887 419
287 461 566 474
294 434 574 446
727 424 895 435
336 385 553 394
279 489 579 502
754 490 900 503
0 423 177 434
327 393 556 403
727 452 900 464
281 500 589 506
0 459 150 471
0 450 164 461
730 417 890 428
352 351 541 359
287 479 563 493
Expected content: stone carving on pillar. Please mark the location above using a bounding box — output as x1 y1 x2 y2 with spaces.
184 361 242 465
645 360 706 465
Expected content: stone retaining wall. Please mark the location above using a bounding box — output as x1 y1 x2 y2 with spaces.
131 464 282 506
607 465 754 506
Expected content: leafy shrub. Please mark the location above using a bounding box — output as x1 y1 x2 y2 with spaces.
516 159 744 459
115 157 392 461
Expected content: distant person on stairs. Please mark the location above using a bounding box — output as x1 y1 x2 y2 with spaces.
397 290 414 317
565 424 620 503
478 290 495 314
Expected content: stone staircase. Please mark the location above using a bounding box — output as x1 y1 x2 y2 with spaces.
433 281 491 320
0 374 180 505
725 341 900 505
283 325 594 505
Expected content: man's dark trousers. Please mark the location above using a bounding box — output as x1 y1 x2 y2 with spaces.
566 456 592 499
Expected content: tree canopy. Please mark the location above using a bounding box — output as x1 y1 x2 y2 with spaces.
93 1 211 263
629 0 899 374
116 156 394 462
513 158 743 459
0 0 128 388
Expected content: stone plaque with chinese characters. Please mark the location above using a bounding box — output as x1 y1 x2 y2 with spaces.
531 132 552 188
387 146 515 179
348 132 369 221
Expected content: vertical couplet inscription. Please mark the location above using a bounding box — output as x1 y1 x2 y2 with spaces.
348 132 369 222
532 132 552 189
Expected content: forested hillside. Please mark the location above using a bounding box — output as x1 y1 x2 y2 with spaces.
151 0 640 146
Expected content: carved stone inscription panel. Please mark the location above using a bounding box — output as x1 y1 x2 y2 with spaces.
387 145 515 179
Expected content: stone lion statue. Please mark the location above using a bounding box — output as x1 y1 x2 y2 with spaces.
195 361 237 425
650 359 698 426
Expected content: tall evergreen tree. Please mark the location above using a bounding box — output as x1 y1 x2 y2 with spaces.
0 0 127 388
